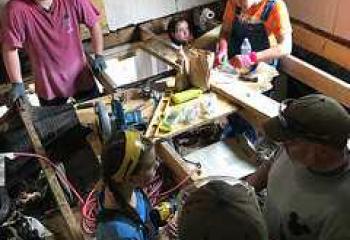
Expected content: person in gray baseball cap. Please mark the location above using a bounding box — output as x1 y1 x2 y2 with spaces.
178 179 268 240
248 94 350 240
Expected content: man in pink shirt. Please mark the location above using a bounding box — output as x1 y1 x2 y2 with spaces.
1 0 106 106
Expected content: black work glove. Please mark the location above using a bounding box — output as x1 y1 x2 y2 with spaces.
91 54 107 75
8 82 26 104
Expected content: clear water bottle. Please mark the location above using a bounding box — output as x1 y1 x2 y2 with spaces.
241 38 252 55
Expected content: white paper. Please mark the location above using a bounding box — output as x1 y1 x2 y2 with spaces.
185 141 257 179
104 57 138 87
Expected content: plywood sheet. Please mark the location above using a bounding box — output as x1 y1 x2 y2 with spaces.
281 55 350 107
333 0 350 41
284 0 339 34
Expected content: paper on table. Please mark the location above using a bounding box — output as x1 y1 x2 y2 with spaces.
185 141 257 179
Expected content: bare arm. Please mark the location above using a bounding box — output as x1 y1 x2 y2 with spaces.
256 32 292 63
2 44 22 83
89 23 103 56
256 0 292 63
244 160 274 192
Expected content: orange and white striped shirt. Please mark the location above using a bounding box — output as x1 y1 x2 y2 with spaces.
221 0 292 45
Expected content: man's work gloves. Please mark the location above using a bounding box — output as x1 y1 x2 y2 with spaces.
8 82 26 105
91 54 107 75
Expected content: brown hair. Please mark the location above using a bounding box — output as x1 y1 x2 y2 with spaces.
167 16 192 46
99 131 153 230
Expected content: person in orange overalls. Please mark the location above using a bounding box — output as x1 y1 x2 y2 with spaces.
216 0 292 69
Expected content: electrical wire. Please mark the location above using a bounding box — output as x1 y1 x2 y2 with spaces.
10 152 195 236
10 152 97 234
155 174 193 206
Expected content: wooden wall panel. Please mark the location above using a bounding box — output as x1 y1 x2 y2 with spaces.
292 23 350 71
292 24 327 53
284 0 339 34
333 0 350 41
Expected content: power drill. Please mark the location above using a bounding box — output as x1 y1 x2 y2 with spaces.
150 199 177 227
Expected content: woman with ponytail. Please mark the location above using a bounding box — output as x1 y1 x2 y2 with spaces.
96 130 158 240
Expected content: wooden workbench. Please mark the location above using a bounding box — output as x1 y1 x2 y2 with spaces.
145 92 237 140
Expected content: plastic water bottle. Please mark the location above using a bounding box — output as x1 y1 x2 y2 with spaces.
241 38 252 55
240 38 253 73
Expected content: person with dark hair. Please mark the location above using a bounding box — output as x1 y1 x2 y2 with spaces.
178 179 268 240
167 17 193 48
96 130 158 240
247 94 350 240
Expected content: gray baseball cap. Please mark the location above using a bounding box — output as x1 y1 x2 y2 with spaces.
264 94 350 148
178 180 268 240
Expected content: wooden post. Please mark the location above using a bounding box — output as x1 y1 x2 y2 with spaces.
17 100 84 240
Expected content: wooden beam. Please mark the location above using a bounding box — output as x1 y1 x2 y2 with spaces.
139 39 181 70
292 22 350 71
281 55 350 107
192 25 221 50
18 100 84 240
156 141 192 183
211 81 280 127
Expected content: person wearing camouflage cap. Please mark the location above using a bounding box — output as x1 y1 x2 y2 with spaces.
248 94 350 240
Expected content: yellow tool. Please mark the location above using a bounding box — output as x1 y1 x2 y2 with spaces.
171 89 203 105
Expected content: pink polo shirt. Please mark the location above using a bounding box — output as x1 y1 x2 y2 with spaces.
1 0 99 100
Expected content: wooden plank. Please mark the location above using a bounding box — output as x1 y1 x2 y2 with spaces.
139 39 181 70
155 141 192 182
292 23 327 54
281 55 350 107
18 101 83 240
102 26 136 49
323 41 350 71
139 26 178 50
192 25 221 50
212 81 280 123
292 22 350 71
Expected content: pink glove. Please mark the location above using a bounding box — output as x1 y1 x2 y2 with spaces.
214 38 228 66
230 52 258 69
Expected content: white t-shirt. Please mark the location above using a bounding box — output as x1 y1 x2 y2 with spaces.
265 150 350 240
